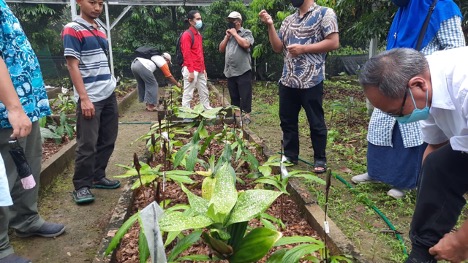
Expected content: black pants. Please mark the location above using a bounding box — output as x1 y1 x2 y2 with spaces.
227 70 252 114
279 82 327 163
73 93 119 190
407 144 468 261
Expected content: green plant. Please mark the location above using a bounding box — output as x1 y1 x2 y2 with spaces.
45 112 75 144
158 161 283 262
50 93 76 115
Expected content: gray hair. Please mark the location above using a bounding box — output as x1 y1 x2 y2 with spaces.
359 48 429 98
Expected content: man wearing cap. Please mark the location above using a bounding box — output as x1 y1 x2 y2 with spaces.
131 52 182 111
219 11 254 124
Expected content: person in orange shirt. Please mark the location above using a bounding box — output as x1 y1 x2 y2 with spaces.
131 52 181 111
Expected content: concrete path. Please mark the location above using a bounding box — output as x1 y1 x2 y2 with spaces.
10 91 156 263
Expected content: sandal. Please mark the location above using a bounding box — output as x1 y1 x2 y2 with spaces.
313 160 327 174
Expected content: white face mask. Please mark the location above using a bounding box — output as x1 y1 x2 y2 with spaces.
195 20 203 30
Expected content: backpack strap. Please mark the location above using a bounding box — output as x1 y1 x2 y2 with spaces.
74 21 111 69
185 29 195 48
415 0 438 51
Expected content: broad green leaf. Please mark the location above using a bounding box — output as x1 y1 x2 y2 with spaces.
201 176 216 200
167 230 202 262
166 174 194 184
138 230 150 263
227 190 282 226
173 143 191 168
165 170 194 176
282 243 323 263
159 211 212 232
266 249 287 263
181 184 209 214
164 231 180 247
208 162 237 223
258 165 272 177
175 255 212 261
185 144 199 171
229 227 282 263
105 212 140 255
255 177 284 192
274 236 323 246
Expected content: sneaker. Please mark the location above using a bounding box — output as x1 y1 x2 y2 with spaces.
0 254 31 263
15 221 65 238
387 188 405 199
93 177 121 189
72 187 95 204
351 173 376 184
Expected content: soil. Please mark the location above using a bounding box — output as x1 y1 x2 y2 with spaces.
114 122 322 262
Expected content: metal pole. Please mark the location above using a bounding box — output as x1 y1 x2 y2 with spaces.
104 2 114 76
70 0 77 20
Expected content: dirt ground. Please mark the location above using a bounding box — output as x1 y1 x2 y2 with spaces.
10 92 154 263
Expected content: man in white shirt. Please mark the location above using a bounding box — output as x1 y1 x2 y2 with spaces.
359 47 468 263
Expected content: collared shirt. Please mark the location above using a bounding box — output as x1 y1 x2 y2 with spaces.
367 16 465 147
223 27 254 78
181 27 205 73
0 0 51 128
62 17 116 103
136 55 173 78
422 46 468 152
278 3 338 89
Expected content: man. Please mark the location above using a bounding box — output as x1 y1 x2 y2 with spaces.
259 0 339 172
181 10 212 110
131 52 182 111
351 0 465 199
62 0 120 205
219 11 254 124
359 47 468 263
0 1 65 262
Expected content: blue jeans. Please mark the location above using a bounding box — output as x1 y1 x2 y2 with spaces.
279 82 327 163
73 93 118 190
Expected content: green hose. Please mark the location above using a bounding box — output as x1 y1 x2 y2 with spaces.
295 156 408 256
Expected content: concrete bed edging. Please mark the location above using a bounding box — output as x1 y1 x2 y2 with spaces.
91 83 368 262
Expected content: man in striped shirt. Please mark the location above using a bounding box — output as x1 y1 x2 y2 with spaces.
62 0 120 205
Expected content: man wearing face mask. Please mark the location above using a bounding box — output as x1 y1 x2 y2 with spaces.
351 0 465 200
360 47 468 263
219 11 254 124
259 0 339 172
181 10 212 110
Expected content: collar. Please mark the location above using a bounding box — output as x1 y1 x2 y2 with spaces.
189 26 199 35
75 17 98 29
294 2 318 18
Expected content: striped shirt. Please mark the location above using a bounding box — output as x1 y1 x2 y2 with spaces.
368 16 465 147
0 0 51 128
62 17 116 103
278 3 338 89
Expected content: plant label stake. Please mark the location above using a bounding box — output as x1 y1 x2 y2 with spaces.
323 168 332 263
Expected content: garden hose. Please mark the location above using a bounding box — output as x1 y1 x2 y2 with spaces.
289 154 408 257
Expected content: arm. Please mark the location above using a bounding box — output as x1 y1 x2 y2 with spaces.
228 28 252 50
423 141 448 162
180 31 194 73
287 32 339 57
429 220 468 262
159 63 182 88
65 57 95 119
259 10 283 53
436 16 466 50
0 58 31 138
219 33 230 53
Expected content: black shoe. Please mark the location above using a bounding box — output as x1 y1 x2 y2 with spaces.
15 221 65 238
93 177 121 189
72 187 95 204
0 254 31 263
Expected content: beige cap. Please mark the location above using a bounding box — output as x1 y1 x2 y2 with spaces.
227 11 242 20
162 52 172 64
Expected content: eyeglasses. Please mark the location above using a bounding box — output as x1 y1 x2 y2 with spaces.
387 88 408 117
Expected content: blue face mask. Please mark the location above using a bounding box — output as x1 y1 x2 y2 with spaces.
195 20 203 30
395 89 430 124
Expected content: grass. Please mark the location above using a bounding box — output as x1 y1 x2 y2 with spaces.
243 76 468 262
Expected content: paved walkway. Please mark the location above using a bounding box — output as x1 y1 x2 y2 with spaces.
10 92 156 263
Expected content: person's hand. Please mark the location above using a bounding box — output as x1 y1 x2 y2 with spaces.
227 28 237 37
8 107 32 138
259 10 273 25
204 70 208 80
188 72 195 83
177 82 182 88
429 232 468 263
80 98 95 119
287 44 304 57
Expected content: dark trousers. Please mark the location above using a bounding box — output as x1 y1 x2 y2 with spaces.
407 144 468 260
73 93 118 190
279 82 327 163
227 70 252 114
